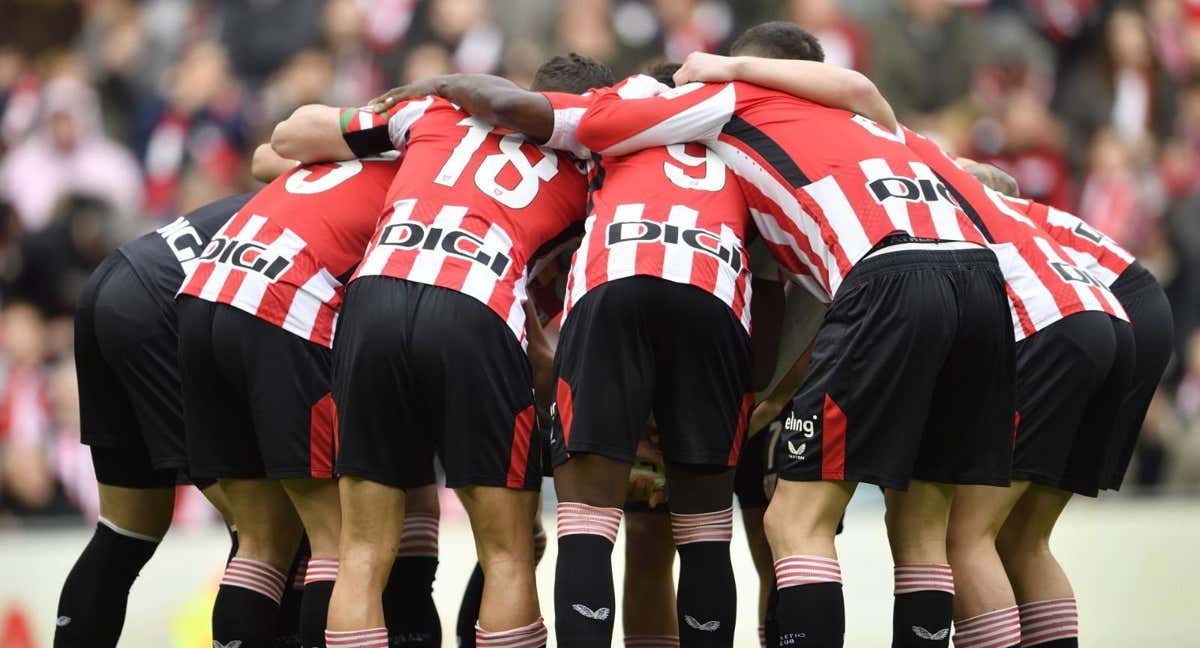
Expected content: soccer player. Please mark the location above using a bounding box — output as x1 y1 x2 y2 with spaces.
57 191 250 648
560 25 1016 647
269 54 614 648
673 43 1134 648
176 147 402 648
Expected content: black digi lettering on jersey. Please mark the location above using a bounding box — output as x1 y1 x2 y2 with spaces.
1072 221 1106 245
200 236 294 281
1049 261 1106 289
605 220 743 272
866 175 962 210
378 222 511 277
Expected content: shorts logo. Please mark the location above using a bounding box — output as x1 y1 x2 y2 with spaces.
912 626 949 641
572 603 611 620
605 221 742 273
378 222 511 277
684 615 721 632
787 441 807 459
784 413 816 438
201 236 294 281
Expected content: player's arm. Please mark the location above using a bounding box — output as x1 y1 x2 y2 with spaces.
957 157 1021 197
251 143 299 183
270 104 356 163
373 74 555 143
574 79 735 156
673 52 898 134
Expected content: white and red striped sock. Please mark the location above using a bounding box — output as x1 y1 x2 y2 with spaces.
954 606 1021 648
774 554 842 589
476 617 548 648
1019 598 1078 646
556 502 622 542
220 557 288 604
669 507 734 545
397 511 439 557
625 634 680 647
325 627 389 648
304 557 338 585
291 555 309 591
894 563 955 595
758 625 766 647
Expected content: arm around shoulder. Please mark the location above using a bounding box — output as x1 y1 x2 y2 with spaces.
270 104 355 164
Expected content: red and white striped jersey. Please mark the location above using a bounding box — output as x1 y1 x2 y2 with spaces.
339 97 589 346
900 127 1128 340
178 158 401 347
572 78 990 303
997 195 1135 287
543 88 752 332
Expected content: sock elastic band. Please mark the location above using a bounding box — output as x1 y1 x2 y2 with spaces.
954 605 1021 648
325 627 389 648
894 563 955 595
670 507 734 545
397 512 440 557
476 617 548 648
220 557 287 604
625 634 680 647
304 557 338 585
1019 598 1078 646
774 554 842 588
556 502 622 542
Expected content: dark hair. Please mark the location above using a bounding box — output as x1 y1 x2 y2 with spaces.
643 60 681 88
730 21 824 62
532 53 615 93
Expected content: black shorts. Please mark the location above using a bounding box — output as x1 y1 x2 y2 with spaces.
178 297 336 480
1014 311 1136 496
1103 262 1173 490
776 243 1016 490
333 277 540 491
734 430 770 509
76 254 184 488
550 276 753 469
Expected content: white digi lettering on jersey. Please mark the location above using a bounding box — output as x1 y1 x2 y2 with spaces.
436 116 560 209
850 114 905 144
156 216 206 275
285 159 364 195
663 143 725 192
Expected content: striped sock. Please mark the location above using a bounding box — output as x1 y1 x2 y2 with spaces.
893 563 954 647
1019 598 1078 647
385 513 441 646
304 557 339 585
625 634 680 647
555 502 622 645
301 558 338 648
954 606 1021 648
671 508 735 644
773 555 843 645
398 512 440 557
476 617 548 648
221 557 288 604
326 627 389 648
758 625 766 647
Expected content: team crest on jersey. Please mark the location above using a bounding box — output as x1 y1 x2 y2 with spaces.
200 236 295 281
605 221 742 272
867 175 961 210
378 222 512 277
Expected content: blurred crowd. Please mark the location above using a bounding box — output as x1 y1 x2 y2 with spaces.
1 0 1199 524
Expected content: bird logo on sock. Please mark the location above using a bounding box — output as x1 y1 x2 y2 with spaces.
572 603 611 620
56 616 71 627
213 641 243 648
912 626 949 641
684 615 721 632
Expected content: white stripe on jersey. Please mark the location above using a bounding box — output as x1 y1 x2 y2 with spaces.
606 204 645 282
459 221 515 308
285 268 342 339
712 223 739 310
198 264 233 302
387 96 434 150
567 214 596 308
506 267 530 349
660 205 699 285
198 214 268 301
406 205 467 285
1065 247 1121 287
990 241 1063 341
232 227 307 312
803 175 871 290
908 161 966 240
358 199 418 277
710 139 831 302
1045 206 1135 267
859 158 912 233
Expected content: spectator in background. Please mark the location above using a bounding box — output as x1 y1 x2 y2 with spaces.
869 0 981 123
0 74 142 232
1078 128 1165 255
787 0 868 71
972 89 1075 210
216 0 324 87
323 0 384 106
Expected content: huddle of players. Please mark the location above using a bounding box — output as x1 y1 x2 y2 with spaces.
53 18 1172 648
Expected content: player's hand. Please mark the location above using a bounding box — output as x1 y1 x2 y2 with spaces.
368 77 445 112
748 399 784 437
674 52 741 86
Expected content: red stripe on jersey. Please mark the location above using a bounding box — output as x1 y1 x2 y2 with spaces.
727 392 754 466
506 405 536 488
180 260 216 296
556 378 574 446
215 268 248 304
309 393 337 479
1006 284 1038 338
259 282 300 329
821 394 847 481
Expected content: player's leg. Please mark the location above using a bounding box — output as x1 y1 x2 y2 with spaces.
383 484 442 647
884 482 958 646
282 478 341 647
456 505 547 648
622 509 678 647
741 508 774 648
945 484 1027 621
734 428 774 647
996 486 1076 648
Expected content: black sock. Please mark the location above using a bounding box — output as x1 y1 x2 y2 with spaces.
671 508 737 646
299 580 334 648
277 545 311 644
764 586 780 647
554 502 622 647
456 563 485 648
383 556 442 646
776 583 845 647
53 522 159 648
212 557 287 648
892 564 954 648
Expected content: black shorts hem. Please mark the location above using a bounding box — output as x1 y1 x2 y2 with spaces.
443 475 543 492
778 471 908 491
911 472 1012 488
556 444 636 467
336 464 437 490
1012 470 1099 498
